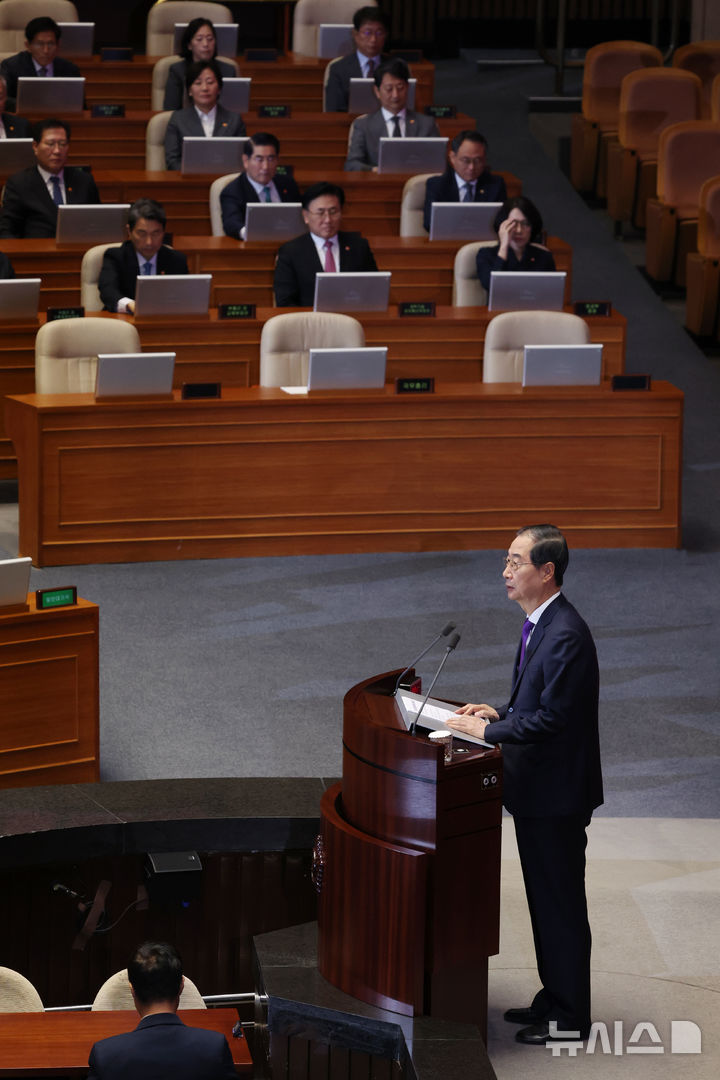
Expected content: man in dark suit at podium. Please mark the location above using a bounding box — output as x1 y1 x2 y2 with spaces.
422 130 507 233
87 942 236 1080
448 524 602 1046
99 198 189 314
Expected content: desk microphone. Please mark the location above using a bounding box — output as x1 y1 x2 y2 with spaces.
393 621 456 695
409 632 461 735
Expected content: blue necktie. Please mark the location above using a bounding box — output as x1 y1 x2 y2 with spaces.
262 185 272 202
462 183 474 202
141 260 153 275
50 175 63 205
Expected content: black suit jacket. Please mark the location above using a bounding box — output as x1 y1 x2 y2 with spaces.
422 168 508 233
0 165 100 238
87 1012 237 1080
98 240 189 311
0 251 14 278
164 105 247 170
163 58 237 111
0 51 82 103
1 111 32 138
324 52 389 112
274 230 378 307
220 171 302 238
475 242 556 292
484 594 603 818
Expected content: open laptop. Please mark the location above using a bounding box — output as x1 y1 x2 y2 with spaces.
16 77 85 113
377 137 448 174
313 271 391 313
522 344 603 387
95 353 176 399
133 275 212 318
0 557 32 608
488 271 567 312
56 204 130 244
180 137 244 175
0 279 41 320
244 203 304 242
317 24 353 58
173 23 239 57
308 346 387 390
57 22 95 56
348 78 416 114
219 78 251 114
0 139 35 173
429 201 502 242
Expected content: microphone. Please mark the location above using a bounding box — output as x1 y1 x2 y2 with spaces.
409 632 461 736
393 622 456 695
52 882 85 901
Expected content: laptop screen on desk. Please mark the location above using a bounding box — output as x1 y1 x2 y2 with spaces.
488 271 566 312
133 275 212 318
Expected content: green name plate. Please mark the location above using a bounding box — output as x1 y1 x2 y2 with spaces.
36 586 78 610
395 377 435 394
398 301 436 317
219 303 256 319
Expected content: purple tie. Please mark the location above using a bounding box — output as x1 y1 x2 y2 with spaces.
518 618 533 669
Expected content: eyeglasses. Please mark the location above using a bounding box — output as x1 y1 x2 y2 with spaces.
503 557 533 572
248 154 277 164
455 156 485 167
357 28 387 39
40 140 68 150
307 207 341 218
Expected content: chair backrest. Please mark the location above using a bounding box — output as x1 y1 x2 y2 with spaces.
483 310 590 383
35 316 141 393
618 68 702 154
80 243 121 310
146 1 232 57
697 174 720 258
92 970 206 1011
0 967 44 1012
0 0 77 53
146 111 172 170
581 40 662 126
293 0 373 57
151 54 239 110
209 171 240 235
656 121 720 214
400 172 436 237
673 40 720 118
452 240 497 306
260 311 365 386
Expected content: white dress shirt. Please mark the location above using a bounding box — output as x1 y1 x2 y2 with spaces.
194 105 216 138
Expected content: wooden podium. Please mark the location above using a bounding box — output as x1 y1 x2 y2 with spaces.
317 670 503 1038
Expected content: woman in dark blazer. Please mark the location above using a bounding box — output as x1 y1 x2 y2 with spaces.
164 59 246 171
476 196 555 292
163 18 236 111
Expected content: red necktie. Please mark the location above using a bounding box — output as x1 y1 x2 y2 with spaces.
323 240 336 272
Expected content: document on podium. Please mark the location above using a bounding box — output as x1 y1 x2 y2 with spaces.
396 690 493 747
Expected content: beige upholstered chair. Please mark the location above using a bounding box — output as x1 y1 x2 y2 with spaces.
0 0 77 53
399 173 435 237
146 111 172 171
293 0 372 57
452 241 497 306
209 172 240 235
146 1 232 57
92 970 206 1011
151 54 239 110
483 310 590 383
260 311 365 386
81 243 121 311
35 317 141 393
0 967 44 1011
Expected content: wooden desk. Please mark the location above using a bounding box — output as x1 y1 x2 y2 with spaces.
0 595 99 789
0 1008 251 1076
0 303 625 477
5 383 683 567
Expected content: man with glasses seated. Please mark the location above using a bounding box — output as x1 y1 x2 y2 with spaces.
98 198 188 314
220 132 302 240
273 181 377 307
0 118 99 238
423 130 507 233
325 6 390 113
0 17 82 109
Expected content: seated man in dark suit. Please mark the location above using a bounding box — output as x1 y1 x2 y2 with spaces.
274 181 377 307
87 941 236 1080
220 132 301 240
0 74 32 138
98 198 189 314
0 118 99 239
345 58 440 172
0 17 81 107
325 6 390 112
423 129 507 233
